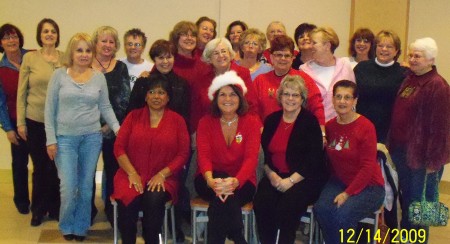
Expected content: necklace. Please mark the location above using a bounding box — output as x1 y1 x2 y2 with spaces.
220 116 238 126
95 56 112 73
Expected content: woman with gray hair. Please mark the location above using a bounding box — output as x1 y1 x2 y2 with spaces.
254 75 327 243
235 28 273 81
389 37 450 243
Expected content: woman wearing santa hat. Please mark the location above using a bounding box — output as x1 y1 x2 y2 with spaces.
194 70 261 244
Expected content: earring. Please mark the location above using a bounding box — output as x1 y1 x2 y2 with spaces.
352 106 356 111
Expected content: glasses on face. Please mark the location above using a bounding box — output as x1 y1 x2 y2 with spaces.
334 94 354 101
377 44 395 50
408 53 425 60
282 92 301 99
243 41 259 47
2 35 19 41
148 90 167 96
127 42 142 48
273 53 293 59
180 32 195 39
355 38 370 43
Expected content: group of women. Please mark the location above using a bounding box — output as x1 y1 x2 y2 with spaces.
0 16 449 244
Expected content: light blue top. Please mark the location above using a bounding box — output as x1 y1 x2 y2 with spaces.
45 67 120 145
235 60 273 81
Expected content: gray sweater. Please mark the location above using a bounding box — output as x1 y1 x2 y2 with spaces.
45 67 119 145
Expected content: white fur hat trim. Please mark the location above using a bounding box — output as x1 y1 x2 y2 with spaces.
208 70 248 101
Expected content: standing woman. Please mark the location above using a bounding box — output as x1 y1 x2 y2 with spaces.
195 16 217 54
91 26 130 224
354 30 407 143
225 20 248 61
16 18 63 226
292 23 316 70
389 38 450 243
344 28 375 68
0 24 31 215
253 75 327 244
195 71 261 243
45 32 120 241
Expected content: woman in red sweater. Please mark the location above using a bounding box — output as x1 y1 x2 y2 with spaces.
112 74 190 244
314 80 385 244
195 71 261 244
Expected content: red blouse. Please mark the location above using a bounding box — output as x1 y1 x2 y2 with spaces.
112 108 190 205
268 120 294 173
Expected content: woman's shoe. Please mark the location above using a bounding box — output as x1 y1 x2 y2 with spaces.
74 235 85 242
30 214 43 226
63 234 74 241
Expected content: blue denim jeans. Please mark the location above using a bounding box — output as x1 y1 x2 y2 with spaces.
314 177 385 244
390 147 443 244
55 132 102 236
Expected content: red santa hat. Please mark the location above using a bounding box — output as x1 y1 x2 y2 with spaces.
208 71 248 101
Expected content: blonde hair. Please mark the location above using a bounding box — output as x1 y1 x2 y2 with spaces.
239 28 267 59
311 27 340 53
276 75 308 108
92 26 120 57
63 33 95 67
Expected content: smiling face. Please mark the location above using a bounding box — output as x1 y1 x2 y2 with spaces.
271 48 294 74
229 25 244 46
376 37 398 64
211 42 232 73
96 34 116 58
354 37 371 57
198 21 215 47
146 86 169 111
154 53 174 74
217 85 240 116
0 31 20 54
408 49 433 75
297 32 313 52
280 87 303 114
40 22 58 47
177 30 196 55
72 40 93 68
267 23 286 43
332 87 357 117
124 35 144 61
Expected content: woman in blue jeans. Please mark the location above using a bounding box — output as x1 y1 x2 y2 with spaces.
45 33 119 242
314 80 385 244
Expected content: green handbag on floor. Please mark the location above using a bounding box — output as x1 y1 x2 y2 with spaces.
408 174 449 226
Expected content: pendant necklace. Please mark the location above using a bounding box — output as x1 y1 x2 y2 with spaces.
95 56 112 73
220 116 238 127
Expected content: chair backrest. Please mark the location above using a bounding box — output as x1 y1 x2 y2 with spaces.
377 143 399 211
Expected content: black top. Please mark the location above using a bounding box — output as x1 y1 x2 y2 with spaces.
354 59 408 143
292 52 304 70
261 109 327 181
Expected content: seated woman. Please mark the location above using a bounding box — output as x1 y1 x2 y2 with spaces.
194 71 261 244
314 80 385 244
111 75 190 244
253 75 327 244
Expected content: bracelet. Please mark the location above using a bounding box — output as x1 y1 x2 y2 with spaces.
158 172 166 179
289 177 295 184
128 171 137 176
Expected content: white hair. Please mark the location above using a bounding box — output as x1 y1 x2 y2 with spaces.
201 37 235 63
409 37 438 61
208 71 247 101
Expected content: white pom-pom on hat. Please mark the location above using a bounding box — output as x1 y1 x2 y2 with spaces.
208 71 248 101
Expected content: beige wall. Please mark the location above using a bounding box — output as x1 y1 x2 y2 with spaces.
0 0 448 180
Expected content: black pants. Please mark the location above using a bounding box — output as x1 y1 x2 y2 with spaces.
26 119 60 217
118 190 170 244
10 122 30 210
253 175 325 244
195 172 255 244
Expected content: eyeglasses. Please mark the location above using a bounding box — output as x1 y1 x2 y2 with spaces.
148 90 167 96
180 33 196 38
282 92 301 99
243 41 259 47
2 35 19 40
334 95 354 101
408 54 425 60
272 53 293 59
126 42 142 48
355 38 370 43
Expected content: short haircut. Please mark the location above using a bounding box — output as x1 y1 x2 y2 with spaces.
409 37 437 61
169 21 197 52
202 37 235 63
294 23 316 47
375 30 402 61
348 28 375 58
196 16 217 38
36 18 60 48
149 39 176 62
63 33 95 67
276 75 308 108
92 26 120 57
0 23 24 53
311 27 340 54
332 80 358 98
225 20 248 41
124 28 147 47
239 28 266 60
266 21 286 35
210 84 248 117
270 35 295 54
128 73 173 112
